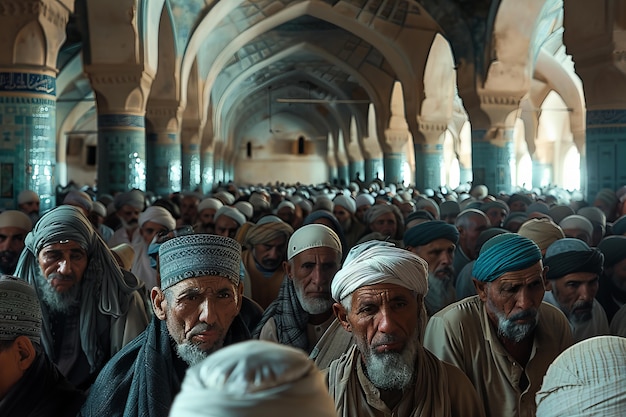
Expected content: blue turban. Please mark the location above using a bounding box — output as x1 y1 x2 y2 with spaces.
472 233 542 282
403 220 459 247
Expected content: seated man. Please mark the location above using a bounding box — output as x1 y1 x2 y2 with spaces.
254 224 349 367
0 210 32 275
424 233 572 417
325 244 485 417
213 206 246 239
80 234 251 417
404 220 459 316
14 205 149 390
542 238 609 342
0 276 85 417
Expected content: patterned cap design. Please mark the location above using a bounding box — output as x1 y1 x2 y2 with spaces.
0 276 42 344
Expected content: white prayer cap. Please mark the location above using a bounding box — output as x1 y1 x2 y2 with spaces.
63 190 94 213
198 198 223 213
17 190 39 204
536 336 626 417
169 340 337 417
234 201 254 220
355 193 375 208
214 191 235 205
331 243 428 302
559 214 593 237
287 224 341 260
214 206 246 226
333 195 356 214
0 210 32 231
138 206 176 230
91 201 107 218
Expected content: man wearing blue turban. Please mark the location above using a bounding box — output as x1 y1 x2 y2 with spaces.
404 220 459 316
424 233 572 417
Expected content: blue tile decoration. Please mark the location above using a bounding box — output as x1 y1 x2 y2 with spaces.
384 152 404 184
148 142 182 196
0 72 56 95
349 160 365 183
471 133 515 194
414 143 444 191
364 158 384 182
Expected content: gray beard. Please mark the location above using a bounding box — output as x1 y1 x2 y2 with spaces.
293 283 333 315
35 270 80 314
487 298 538 342
174 338 223 366
359 334 418 391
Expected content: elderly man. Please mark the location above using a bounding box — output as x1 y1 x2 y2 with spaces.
80 234 252 417
362 204 404 246
333 194 364 249
169 340 337 417
254 224 344 357
480 200 509 228
131 206 176 290
424 233 572 417
0 276 85 416
404 220 459 316
325 244 485 417
176 192 200 227
193 197 223 234
14 205 149 390
213 206 246 239
242 216 294 309
0 210 32 275
542 238 609 342
354 193 374 224
453 208 490 278
107 189 145 247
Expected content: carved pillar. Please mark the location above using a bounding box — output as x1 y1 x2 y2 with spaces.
213 141 225 187
200 127 215 194
181 120 201 191
145 100 182 196
347 117 365 183
415 118 447 191
382 82 410 185
336 130 349 186
326 133 338 184
531 139 554 189
0 0 72 211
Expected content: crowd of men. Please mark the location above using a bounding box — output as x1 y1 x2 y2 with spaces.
1 180 626 416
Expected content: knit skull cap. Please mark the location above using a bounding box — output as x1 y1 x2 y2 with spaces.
0 210 32 231
214 206 246 226
159 234 242 290
287 224 342 260
0 276 42 344
198 198 223 213
17 190 39 205
333 195 356 214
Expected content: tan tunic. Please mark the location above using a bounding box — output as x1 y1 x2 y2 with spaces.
424 296 572 417
242 250 284 309
325 344 486 417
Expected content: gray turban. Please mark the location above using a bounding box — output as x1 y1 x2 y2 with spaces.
113 189 145 210
536 336 626 417
159 234 242 290
0 276 42 344
169 340 337 417
364 204 395 225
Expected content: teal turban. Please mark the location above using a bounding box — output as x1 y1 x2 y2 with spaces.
403 220 459 247
472 233 542 282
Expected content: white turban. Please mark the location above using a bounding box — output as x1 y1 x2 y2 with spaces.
214 206 246 226
234 201 254 220
331 243 428 302
333 195 356 214
169 340 337 417
198 198 223 213
536 336 626 417
355 193 375 208
138 206 176 230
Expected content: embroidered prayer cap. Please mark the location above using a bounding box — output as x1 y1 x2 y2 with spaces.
0 210 32 232
158 234 242 290
331 244 427 302
403 220 459 248
63 190 94 213
287 224 341 260
333 195 356 214
138 206 176 230
355 193 375 208
472 233 542 283
113 189 145 210
169 340 337 417
597 235 626 267
214 206 246 226
536 336 626 417
517 218 565 252
17 190 39 205
234 201 254 220
0 276 42 344
544 238 603 280
198 197 223 213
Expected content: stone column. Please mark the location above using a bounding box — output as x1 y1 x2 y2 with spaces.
415 118 447 191
0 0 71 211
326 133 338 184
382 82 410 185
336 130 349 186
145 100 182 196
531 139 554 189
347 117 365 183
181 121 201 191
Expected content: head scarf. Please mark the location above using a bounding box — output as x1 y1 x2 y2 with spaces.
159 234 242 290
169 340 337 417
0 276 42 344
536 336 626 417
331 244 428 302
14 205 142 371
472 233 542 282
245 216 293 248
597 235 626 267
403 220 459 247
138 206 176 230
287 224 341 260
544 238 603 280
517 218 565 252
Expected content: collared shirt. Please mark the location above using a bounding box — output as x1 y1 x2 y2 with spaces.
543 291 610 342
424 296 572 417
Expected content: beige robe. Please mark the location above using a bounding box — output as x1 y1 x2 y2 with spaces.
324 344 485 417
